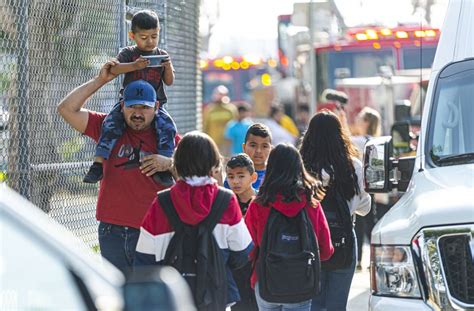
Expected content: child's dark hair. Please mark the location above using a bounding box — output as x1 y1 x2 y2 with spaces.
255 144 324 206
244 123 272 143
226 153 255 174
300 109 360 201
131 10 159 33
174 131 221 178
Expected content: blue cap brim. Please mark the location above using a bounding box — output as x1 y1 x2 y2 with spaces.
124 99 155 108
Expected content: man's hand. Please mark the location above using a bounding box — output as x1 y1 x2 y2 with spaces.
139 154 173 177
97 59 120 84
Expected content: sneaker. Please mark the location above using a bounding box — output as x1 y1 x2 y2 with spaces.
152 171 175 187
83 162 103 183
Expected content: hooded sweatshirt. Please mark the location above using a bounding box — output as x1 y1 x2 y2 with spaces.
135 177 253 303
245 194 334 288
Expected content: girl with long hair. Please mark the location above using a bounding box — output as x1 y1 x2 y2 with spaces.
300 110 371 311
245 144 334 311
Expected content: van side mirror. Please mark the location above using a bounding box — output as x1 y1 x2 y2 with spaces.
364 136 416 193
363 136 392 193
124 266 196 311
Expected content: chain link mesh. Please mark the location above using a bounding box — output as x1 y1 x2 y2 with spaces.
0 0 201 248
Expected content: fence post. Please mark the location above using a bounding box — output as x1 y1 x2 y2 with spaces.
17 0 31 199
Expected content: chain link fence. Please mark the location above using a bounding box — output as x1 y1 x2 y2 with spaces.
0 0 201 247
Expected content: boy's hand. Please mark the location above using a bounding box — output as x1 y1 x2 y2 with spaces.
161 57 172 70
134 56 149 70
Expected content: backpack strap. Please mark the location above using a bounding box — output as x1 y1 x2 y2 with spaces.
157 189 184 230
201 188 232 231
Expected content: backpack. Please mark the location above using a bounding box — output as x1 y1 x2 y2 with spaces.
256 206 320 303
158 188 232 311
320 187 354 270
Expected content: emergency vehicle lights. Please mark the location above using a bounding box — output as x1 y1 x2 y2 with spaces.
223 56 234 64
213 59 224 67
199 60 208 69
231 62 240 70
395 31 409 39
355 33 368 41
267 59 277 68
366 29 378 40
261 73 272 86
414 30 426 38
380 28 392 36
352 28 439 41
425 29 437 37
240 61 250 69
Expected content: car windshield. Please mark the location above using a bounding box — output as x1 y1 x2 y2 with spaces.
429 61 474 166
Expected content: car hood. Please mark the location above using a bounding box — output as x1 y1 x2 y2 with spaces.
371 164 474 245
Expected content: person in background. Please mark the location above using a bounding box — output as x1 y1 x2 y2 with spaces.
224 102 253 156
295 104 311 135
349 107 381 270
84 10 176 187
270 105 299 138
245 144 334 311
300 110 371 311
203 85 237 156
226 153 258 310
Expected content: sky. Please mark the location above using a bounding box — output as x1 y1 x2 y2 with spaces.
200 0 449 58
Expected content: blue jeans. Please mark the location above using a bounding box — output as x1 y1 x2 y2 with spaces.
255 283 312 311
311 231 357 311
98 222 140 274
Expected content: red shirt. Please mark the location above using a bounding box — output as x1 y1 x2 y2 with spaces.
84 111 172 228
245 195 334 288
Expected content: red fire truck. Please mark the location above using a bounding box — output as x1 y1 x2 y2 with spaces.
278 20 440 130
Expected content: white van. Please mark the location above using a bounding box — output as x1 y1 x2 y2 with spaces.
363 0 474 310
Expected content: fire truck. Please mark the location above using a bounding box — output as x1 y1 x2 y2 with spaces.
278 15 440 130
200 55 275 111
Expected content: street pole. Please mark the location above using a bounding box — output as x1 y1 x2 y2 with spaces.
308 0 317 117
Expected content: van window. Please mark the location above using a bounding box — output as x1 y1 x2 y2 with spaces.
429 60 474 166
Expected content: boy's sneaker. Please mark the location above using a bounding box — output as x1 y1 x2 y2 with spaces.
83 162 103 183
152 171 175 187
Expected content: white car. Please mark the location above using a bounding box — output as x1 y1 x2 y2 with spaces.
0 184 195 310
363 0 474 310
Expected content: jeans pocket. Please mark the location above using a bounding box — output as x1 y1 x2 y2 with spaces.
98 223 111 238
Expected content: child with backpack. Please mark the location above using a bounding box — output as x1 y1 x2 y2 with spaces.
226 154 258 310
299 110 371 311
245 144 334 311
134 131 253 310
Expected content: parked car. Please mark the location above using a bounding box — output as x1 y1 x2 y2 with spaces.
0 184 195 310
363 1 474 310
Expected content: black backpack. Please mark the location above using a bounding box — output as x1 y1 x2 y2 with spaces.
320 187 354 270
158 188 232 311
256 206 320 303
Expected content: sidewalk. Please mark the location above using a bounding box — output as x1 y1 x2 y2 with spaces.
348 268 370 311
348 243 371 311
